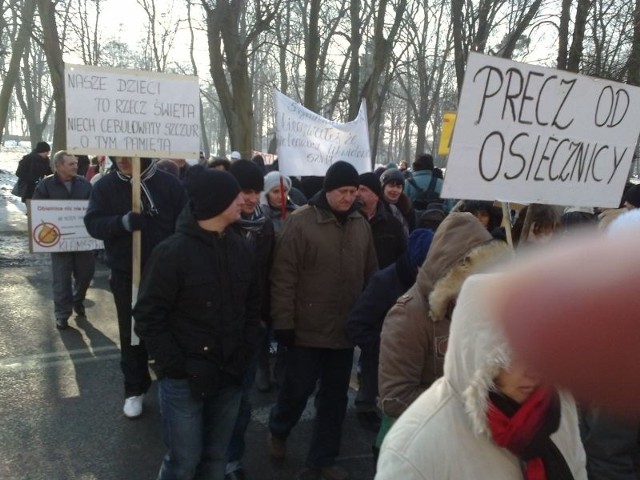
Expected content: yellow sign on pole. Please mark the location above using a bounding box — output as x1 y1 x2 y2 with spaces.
437 111 457 156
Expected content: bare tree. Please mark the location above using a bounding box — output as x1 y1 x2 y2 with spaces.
137 0 182 72
0 0 36 144
36 0 65 149
628 0 640 86
201 0 278 157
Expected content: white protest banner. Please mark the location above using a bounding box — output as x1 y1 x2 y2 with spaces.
65 63 200 159
28 200 104 253
274 90 371 176
442 53 640 208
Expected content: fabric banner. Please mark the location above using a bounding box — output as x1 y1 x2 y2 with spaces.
442 52 640 208
273 90 371 176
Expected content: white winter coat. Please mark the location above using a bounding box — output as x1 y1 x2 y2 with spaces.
376 273 588 480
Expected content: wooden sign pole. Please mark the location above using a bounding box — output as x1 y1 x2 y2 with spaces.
130 156 141 346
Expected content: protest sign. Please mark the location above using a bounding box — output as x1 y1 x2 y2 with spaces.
28 200 104 253
442 53 640 208
65 64 200 159
273 90 371 176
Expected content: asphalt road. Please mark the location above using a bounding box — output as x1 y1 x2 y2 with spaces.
0 194 377 480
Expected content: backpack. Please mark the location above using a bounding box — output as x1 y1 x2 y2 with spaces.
407 173 440 211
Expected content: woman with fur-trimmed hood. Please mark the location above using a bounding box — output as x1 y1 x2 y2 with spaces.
378 212 511 420
376 274 587 479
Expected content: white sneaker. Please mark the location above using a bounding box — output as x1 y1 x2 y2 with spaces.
123 394 144 419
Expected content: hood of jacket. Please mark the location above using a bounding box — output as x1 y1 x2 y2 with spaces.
416 212 512 322
444 273 514 439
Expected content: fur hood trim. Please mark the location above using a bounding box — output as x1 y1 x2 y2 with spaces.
463 343 511 438
429 240 513 322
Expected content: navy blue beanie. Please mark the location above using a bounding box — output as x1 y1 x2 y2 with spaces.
407 228 435 269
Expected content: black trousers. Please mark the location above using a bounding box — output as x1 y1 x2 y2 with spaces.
109 270 152 398
269 345 354 468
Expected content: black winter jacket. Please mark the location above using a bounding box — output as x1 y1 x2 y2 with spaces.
346 252 417 351
17 152 53 200
33 173 92 200
231 210 275 324
84 165 187 274
133 205 260 383
368 201 407 269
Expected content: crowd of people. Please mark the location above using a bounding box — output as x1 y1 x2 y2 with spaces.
15 144 640 480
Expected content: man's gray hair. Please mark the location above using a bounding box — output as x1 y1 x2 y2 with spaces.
52 150 73 166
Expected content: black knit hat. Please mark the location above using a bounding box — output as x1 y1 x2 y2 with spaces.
323 161 359 192
35 141 50 153
358 172 382 198
623 184 640 208
183 165 240 220
380 168 405 187
229 159 264 191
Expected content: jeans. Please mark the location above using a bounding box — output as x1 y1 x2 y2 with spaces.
109 270 152 397
226 325 265 468
157 378 242 480
51 251 95 320
269 346 354 468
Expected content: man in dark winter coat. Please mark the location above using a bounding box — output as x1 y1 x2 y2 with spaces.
134 165 260 480
357 172 406 269
16 141 52 203
346 228 434 432
33 151 95 330
226 159 275 480
353 172 406 430
268 161 378 480
84 157 187 419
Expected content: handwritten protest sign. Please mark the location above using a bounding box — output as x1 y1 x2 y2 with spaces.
28 200 103 253
274 90 371 175
65 64 200 159
442 53 640 207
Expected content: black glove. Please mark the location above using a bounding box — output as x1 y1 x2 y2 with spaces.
274 329 295 348
121 212 145 232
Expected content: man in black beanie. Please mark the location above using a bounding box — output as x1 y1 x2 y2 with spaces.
226 159 275 480
134 165 260 479
85 157 187 419
268 161 378 480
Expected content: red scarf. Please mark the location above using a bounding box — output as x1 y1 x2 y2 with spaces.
487 387 555 480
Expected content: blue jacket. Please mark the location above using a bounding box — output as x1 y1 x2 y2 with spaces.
346 253 416 351
404 170 443 203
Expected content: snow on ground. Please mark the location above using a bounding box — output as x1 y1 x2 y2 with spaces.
0 146 29 214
